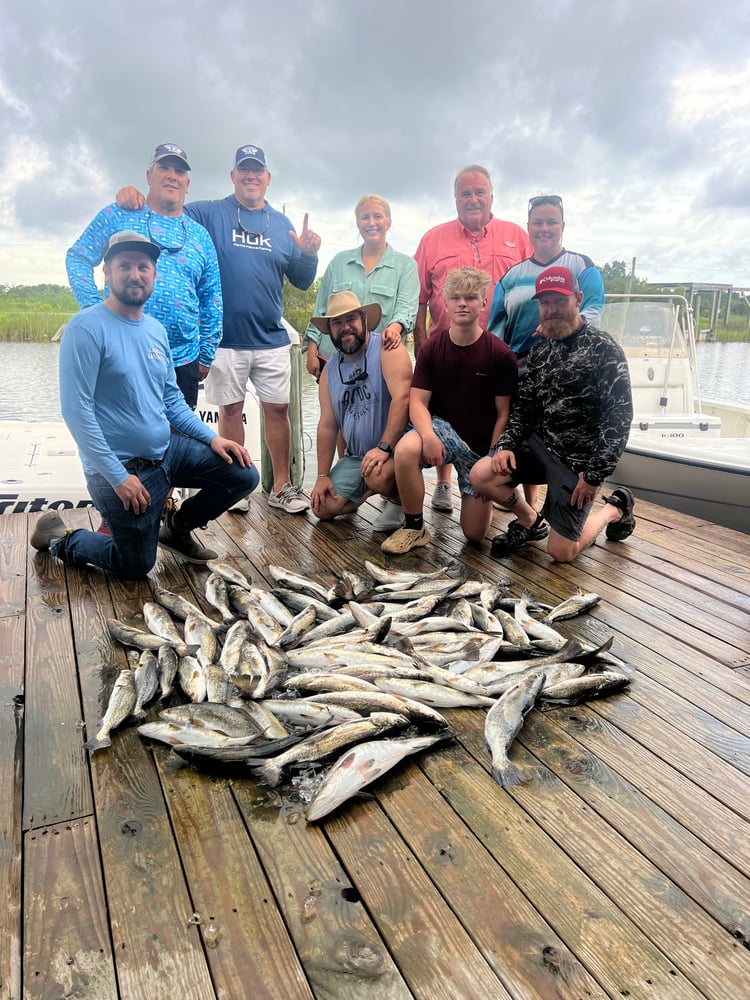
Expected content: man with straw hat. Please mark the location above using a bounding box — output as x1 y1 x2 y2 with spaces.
309 291 412 529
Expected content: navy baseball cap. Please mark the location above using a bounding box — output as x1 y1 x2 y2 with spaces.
103 231 161 264
151 143 191 170
234 144 268 169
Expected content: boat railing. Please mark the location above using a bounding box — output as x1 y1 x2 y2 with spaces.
604 293 701 414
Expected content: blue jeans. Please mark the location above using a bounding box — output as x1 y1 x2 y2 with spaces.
51 432 259 578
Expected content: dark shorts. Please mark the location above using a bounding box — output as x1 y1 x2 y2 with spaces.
175 360 199 410
509 433 592 541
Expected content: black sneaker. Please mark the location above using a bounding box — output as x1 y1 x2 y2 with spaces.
490 515 545 557
506 516 549 541
603 487 636 541
158 509 217 563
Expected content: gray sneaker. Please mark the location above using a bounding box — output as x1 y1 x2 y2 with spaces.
431 482 454 512
30 511 67 551
268 482 310 514
158 510 217 563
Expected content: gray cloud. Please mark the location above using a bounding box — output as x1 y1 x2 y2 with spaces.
1 0 749 284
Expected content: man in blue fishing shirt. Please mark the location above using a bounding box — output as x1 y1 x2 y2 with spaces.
66 142 222 410
32 232 258 579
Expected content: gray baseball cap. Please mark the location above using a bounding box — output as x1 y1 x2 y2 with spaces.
103 231 161 263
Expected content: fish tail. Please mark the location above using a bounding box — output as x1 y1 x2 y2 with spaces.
492 762 527 787
84 735 112 753
249 760 282 787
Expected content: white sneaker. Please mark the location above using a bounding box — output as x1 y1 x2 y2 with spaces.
229 496 250 512
269 482 310 514
431 482 454 511
372 499 404 531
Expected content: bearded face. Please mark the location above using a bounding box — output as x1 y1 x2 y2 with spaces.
536 292 582 341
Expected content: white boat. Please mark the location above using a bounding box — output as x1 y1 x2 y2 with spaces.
0 322 308 516
602 294 750 534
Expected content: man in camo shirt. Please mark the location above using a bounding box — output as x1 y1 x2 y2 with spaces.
470 265 636 562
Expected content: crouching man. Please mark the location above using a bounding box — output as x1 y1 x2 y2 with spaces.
470 265 635 562
382 266 518 555
31 231 258 578
309 291 413 531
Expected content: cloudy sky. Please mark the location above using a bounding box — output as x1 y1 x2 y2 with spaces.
1 0 749 290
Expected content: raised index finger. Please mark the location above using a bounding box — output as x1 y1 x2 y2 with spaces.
301 212 309 233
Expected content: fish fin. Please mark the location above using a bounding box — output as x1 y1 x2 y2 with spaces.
492 762 528 787
84 736 112 753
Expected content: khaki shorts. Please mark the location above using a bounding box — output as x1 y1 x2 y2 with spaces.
204 346 291 405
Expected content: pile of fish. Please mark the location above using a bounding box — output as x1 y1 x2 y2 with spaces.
89 558 632 820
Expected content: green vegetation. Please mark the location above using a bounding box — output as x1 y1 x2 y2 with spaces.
1 280 322 342
3 272 746 343
283 277 319 336
601 261 750 342
0 284 77 340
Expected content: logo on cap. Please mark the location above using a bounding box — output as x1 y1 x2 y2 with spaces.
234 144 268 169
533 265 579 298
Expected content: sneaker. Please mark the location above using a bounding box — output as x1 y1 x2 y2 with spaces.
381 525 431 555
372 499 404 532
158 509 217 563
31 511 67 551
506 516 549 541
603 487 636 541
229 496 250 513
490 514 545 558
268 483 310 514
431 482 454 512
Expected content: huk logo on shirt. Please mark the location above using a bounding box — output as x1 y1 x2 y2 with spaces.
232 229 272 252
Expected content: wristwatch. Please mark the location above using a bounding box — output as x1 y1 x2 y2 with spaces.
377 441 392 455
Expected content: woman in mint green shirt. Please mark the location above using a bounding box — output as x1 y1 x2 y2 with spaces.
304 194 419 379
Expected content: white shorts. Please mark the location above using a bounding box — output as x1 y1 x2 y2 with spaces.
204 346 291 405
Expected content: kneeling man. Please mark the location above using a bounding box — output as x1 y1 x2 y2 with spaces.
470 265 635 562
382 266 518 555
309 291 412 529
31 231 258 578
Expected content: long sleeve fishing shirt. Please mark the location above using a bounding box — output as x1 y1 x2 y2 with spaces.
495 321 633 487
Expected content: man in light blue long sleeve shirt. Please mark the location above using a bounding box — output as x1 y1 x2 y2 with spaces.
32 232 258 579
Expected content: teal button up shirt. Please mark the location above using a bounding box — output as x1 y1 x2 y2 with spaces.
304 244 419 359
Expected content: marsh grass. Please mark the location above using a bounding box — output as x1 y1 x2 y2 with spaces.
0 312 74 341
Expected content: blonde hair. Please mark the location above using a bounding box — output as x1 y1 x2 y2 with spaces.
355 194 391 222
443 266 490 300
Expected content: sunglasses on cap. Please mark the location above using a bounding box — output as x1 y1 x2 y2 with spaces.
528 195 564 213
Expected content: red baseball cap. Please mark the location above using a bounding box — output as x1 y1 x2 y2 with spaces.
533 265 579 298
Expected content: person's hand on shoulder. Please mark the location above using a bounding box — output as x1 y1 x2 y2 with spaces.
381 323 403 350
115 187 146 210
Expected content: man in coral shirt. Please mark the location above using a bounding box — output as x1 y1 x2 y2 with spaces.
413 165 531 511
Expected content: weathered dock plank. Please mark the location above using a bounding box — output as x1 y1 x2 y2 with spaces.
5 480 750 1000
23 818 117 999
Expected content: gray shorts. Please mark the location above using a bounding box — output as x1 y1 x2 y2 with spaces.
510 433 592 541
329 456 368 504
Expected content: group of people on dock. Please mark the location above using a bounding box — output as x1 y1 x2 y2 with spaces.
30 143 636 579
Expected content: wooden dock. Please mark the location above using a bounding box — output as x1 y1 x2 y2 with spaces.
1 486 749 999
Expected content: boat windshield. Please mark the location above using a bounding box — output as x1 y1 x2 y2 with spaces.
601 300 687 354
